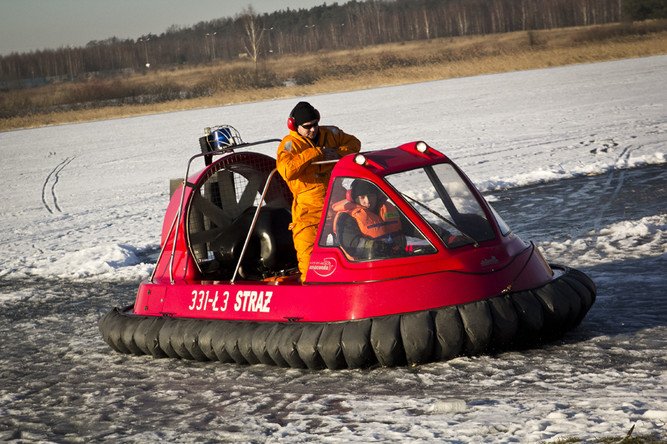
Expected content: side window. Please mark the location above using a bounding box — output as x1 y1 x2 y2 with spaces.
319 177 350 247
319 177 435 261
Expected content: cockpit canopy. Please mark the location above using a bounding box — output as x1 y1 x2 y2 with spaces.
318 159 511 262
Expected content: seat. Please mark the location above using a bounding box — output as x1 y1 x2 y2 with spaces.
208 207 296 280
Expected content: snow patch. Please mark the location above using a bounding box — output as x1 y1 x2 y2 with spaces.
7 243 156 281
644 410 667 421
539 214 666 267
479 152 665 192
430 399 468 413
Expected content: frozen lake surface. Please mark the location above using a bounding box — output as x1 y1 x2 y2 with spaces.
0 56 665 442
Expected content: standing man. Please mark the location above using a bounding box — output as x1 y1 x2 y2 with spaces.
276 101 361 280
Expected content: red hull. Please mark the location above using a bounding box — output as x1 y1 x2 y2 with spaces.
136 243 552 322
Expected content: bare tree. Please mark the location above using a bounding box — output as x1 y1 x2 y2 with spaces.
1 0 640 85
240 7 265 68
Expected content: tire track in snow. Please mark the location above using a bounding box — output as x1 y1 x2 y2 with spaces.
41 156 74 214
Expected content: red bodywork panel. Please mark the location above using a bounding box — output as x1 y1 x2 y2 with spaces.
136 142 554 323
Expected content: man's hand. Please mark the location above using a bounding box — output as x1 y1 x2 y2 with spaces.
322 147 340 161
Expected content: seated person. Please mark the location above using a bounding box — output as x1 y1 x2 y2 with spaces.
332 179 406 260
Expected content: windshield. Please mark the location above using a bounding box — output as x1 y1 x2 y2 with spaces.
385 163 497 248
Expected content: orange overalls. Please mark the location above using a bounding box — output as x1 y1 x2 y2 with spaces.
276 126 361 279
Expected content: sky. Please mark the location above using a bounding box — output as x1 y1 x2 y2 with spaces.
0 0 334 55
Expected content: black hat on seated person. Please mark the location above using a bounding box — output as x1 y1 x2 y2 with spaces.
291 101 319 127
351 180 378 199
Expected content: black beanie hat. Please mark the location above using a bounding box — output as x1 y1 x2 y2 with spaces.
291 101 320 127
350 180 378 199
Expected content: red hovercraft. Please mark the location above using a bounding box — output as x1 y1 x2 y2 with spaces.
99 126 596 369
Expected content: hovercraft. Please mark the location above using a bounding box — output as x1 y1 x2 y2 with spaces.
99 126 596 369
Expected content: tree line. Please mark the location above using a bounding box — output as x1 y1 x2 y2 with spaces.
1 0 663 85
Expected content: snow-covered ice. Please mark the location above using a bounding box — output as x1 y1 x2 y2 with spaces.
0 55 665 442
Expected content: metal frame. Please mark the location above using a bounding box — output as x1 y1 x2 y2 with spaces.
230 168 278 283
161 139 280 284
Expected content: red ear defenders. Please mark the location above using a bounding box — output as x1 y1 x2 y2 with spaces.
287 109 320 131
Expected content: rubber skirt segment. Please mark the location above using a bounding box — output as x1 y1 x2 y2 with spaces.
457 300 493 355
341 319 375 368
209 322 236 363
317 323 346 369
371 315 406 366
297 324 326 369
197 321 219 361
237 322 261 364
277 324 307 368
224 322 249 364
99 265 596 369
99 307 129 354
134 317 166 358
512 290 545 337
488 296 519 348
433 306 464 360
400 311 435 365
251 323 278 366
